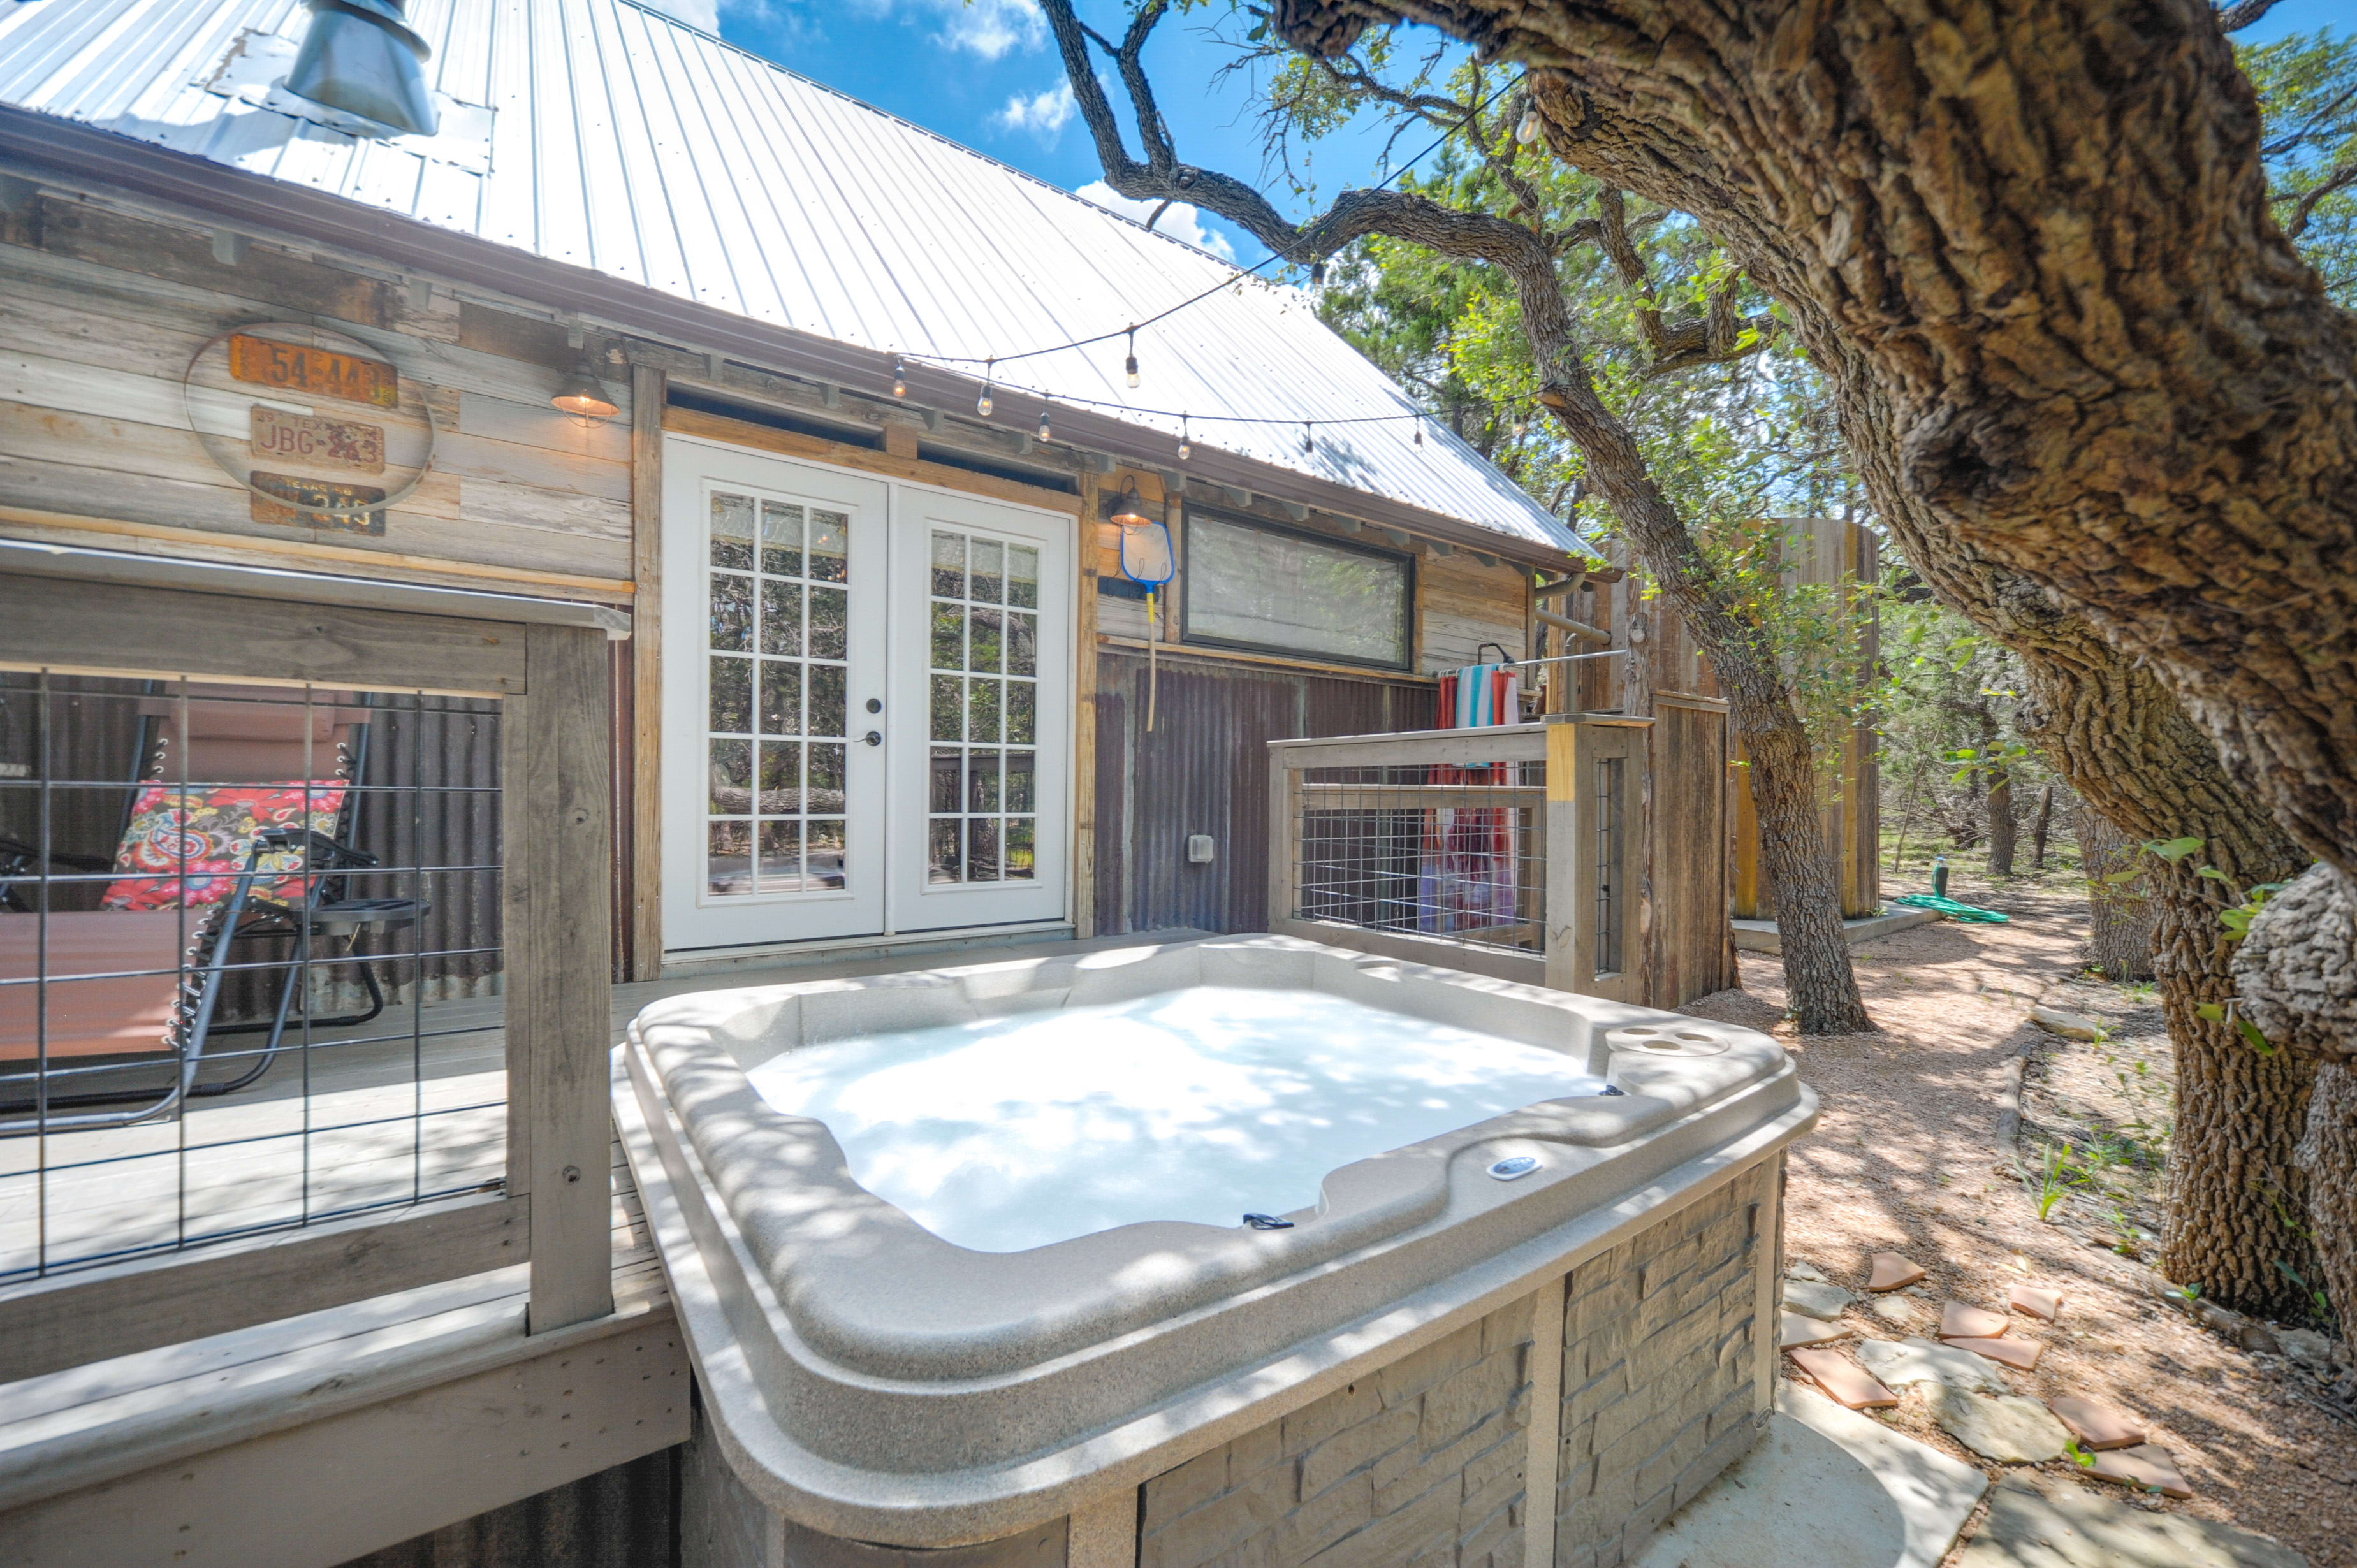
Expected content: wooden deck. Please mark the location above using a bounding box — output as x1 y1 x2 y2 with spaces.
0 928 1206 1567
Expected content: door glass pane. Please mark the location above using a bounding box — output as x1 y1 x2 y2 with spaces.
760 501 804 577
706 486 854 901
759 818 802 892
924 525 1040 885
711 493 754 570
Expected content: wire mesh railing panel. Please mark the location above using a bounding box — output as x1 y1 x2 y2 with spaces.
1290 758 1546 954
0 673 506 1282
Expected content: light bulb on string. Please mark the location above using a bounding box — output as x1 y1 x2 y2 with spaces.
1037 400 1053 442
1512 414 1528 439
1125 327 1140 389
1413 417 1424 448
977 358 994 418
1178 414 1192 461
1310 259 1326 287
1301 421 1314 456
891 357 907 398
1515 105 1542 145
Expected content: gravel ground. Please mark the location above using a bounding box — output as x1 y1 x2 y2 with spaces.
1682 866 2357 1567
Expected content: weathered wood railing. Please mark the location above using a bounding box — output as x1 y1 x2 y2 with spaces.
1267 716 1652 1002
0 542 625 1381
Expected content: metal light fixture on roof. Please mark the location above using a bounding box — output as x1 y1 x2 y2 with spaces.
282 0 440 139
551 354 618 425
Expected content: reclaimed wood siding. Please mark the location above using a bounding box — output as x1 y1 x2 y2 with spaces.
1646 696 1738 1008
0 202 633 597
1092 652 1434 937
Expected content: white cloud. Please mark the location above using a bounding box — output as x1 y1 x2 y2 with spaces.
993 82 1077 142
930 0 1044 59
1076 180 1238 262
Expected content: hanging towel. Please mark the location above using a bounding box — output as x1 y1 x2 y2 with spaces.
1440 663 1522 729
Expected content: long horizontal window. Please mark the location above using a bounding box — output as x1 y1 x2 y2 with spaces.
1181 512 1413 669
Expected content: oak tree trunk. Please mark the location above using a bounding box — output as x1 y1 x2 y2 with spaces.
2234 865 2357 1328
2076 804 2155 983
1985 710 2017 878
1274 0 2357 882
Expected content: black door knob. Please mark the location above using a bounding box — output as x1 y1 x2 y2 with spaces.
866 697 882 713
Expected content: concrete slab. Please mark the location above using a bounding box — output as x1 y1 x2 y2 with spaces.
1628 1381 1987 1568
1952 1474 2309 1568
1733 908 1940 954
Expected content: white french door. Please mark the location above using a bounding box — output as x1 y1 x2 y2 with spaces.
662 439 1070 954
662 439 887 948
887 486 1070 931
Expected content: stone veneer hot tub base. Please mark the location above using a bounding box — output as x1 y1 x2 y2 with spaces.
617 934 1812 1568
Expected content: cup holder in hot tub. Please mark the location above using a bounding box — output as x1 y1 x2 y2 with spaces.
1606 1023 1730 1057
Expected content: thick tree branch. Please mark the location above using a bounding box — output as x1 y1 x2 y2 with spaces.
2282 158 2357 240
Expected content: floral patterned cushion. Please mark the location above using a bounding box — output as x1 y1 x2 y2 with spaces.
101 784 347 912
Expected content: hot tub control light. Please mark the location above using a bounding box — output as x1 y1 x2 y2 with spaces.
1242 1212 1294 1230
1487 1154 1540 1181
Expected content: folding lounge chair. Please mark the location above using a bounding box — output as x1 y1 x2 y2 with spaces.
0 691 425 1135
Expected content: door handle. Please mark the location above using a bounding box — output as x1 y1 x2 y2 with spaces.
863 731 882 746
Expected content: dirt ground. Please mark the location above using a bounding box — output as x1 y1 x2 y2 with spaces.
1682 862 2357 1567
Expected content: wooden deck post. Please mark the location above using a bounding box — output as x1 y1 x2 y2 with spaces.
507 622 617 1333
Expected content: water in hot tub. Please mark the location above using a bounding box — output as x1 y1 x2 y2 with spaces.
745 986 1604 1252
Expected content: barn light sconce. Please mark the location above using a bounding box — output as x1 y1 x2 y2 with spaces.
551 354 618 426
282 0 440 139
1102 476 1155 530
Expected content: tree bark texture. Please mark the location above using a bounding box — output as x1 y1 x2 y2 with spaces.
1807 286 2319 1312
1271 0 2357 881
1983 709 2017 876
2076 802 2156 982
2233 864 2357 1326
1042 0 1874 1034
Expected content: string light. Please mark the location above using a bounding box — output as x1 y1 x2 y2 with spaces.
1037 400 1053 442
891 356 907 398
1515 105 1542 145
1310 260 1326 287
1125 327 1140 389
977 358 994 417
1178 414 1191 461
1302 421 1314 456
1413 416 1423 447
1512 414 1528 439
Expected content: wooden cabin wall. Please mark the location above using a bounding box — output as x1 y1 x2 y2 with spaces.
0 200 637 598
1092 652 1434 937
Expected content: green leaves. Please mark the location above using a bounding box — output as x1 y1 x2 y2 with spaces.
2143 836 2205 862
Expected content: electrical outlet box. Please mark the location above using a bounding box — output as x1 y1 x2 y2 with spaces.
1186 834 1215 864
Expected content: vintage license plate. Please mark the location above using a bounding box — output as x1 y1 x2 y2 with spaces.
249 470 388 535
249 405 386 474
227 333 399 409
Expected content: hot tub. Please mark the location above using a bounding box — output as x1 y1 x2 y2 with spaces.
616 934 1817 1567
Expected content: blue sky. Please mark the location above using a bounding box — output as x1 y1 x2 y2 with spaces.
706 0 2347 272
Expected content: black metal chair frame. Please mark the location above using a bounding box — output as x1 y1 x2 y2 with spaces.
0 706 430 1133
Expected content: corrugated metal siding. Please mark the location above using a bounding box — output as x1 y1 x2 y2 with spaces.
0 0 1579 553
334 1447 678 1568
1092 652 1434 937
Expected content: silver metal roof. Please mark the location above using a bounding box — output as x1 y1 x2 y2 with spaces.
0 0 1582 553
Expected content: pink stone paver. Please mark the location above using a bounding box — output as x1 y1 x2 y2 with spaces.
2008 1284 2064 1322
1939 1302 2011 1340
1786 1346 1899 1409
1946 1335 2043 1370
2047 1395 2145 1451
1867 1252 1927 1291
2087 1442 2194 1499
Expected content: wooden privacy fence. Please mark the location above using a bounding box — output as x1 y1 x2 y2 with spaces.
0 541 624 1382
1267 706 1735 1010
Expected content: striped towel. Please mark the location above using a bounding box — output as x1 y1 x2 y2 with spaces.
1440 664 1521 729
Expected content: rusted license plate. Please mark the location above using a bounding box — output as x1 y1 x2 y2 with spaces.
227 333 399 409
249 405 386 474
249 470 388 535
